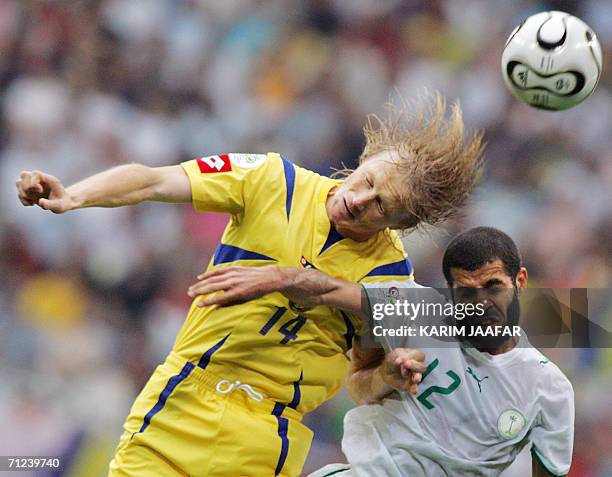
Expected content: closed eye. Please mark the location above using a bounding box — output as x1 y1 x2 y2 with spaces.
367 176 384 214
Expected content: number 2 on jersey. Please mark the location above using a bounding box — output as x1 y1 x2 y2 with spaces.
259 306 307 344
417 358 461 410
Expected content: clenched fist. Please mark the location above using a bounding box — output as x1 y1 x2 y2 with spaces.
16 170 75 213
380 348 426 395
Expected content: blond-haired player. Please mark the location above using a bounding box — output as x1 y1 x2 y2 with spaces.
17 94 484 477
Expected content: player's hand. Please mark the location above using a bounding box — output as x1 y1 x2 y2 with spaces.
380 348 426 395
16 170 75 213
188 265 284 307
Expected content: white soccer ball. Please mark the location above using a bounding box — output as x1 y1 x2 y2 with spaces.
501 11 603 111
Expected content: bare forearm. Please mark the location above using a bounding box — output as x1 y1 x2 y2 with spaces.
64 165 154 209
278 267 363 314
66 164 190 208
347 364 393 405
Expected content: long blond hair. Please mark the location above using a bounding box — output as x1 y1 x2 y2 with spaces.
357 91 485 231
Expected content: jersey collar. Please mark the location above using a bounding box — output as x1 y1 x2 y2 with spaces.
315 177 345 256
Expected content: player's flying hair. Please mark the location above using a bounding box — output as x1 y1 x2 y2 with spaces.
339 91 485 231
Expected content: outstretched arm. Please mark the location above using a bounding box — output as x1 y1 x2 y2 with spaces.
188 265 363 314
16 165 191 213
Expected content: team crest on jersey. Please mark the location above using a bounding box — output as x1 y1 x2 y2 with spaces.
497 409 526 440
385 286 400 304
229 153 267 169
197 154 232 173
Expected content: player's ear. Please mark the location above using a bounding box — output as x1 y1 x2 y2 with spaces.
515 267 528 292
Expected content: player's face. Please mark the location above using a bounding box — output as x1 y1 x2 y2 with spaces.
450 259 528 349
326 150 416 241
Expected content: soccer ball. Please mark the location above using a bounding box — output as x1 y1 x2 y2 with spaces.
501 11 603 111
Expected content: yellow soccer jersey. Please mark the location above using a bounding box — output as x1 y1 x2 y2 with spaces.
175 152 414 414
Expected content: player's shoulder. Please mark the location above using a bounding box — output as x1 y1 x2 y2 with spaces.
358 229 410 273
229 152 279 173
218 151 295 176
182 152 277 177
230 152 302 192
521 347 574 395
261 152 335 188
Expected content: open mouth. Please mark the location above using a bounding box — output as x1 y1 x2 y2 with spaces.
343 197 354 219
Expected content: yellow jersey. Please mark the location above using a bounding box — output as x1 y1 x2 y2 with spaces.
175 152 413 415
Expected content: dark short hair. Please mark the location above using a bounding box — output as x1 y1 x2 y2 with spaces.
442 226 521 285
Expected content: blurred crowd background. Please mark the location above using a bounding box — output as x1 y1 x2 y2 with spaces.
0 0 610 475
